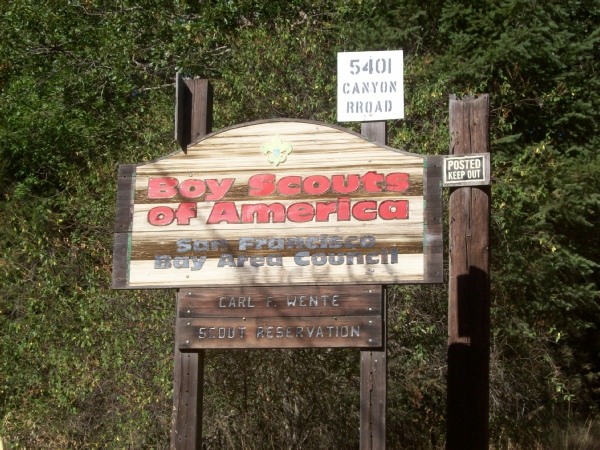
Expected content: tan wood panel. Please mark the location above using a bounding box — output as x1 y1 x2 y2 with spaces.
116 120 439 288
177 315 382 349
129 197 424 234
177 285 382 318
133 170 424 209
127 253 424 287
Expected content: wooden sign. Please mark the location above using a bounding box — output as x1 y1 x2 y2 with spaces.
176 285 382 349
112 119 442 288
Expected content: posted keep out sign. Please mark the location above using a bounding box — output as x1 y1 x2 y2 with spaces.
112 120 442 288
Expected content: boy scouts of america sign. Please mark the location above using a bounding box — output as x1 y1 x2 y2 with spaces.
112 120 442 288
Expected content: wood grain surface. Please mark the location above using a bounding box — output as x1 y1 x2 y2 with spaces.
113 120 442 288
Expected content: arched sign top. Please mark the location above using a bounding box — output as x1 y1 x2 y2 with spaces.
112 120 442 288
186 119 420 156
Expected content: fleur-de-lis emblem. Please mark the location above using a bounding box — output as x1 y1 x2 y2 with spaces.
261 134 292 166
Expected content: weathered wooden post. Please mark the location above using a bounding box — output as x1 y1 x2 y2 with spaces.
360 121 387 450
446 94 491 449
171 76 213 449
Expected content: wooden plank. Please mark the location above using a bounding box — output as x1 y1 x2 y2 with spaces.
114 164 136 232
359 313 387 449
178 285 382 318
130 196 425 231
424 155 444 283
177 315 382 350
446 94 490 450
112 164 136 289
360 351 373 449
132 236 424 261
187 78 213 145
133 174 425 204
175 73 190 152
175 76 213 152
370 337 387 449
111 232 130 289
361 121 387 145
171 79 213 450
126 253 425 288
171 294 204 449
360 121 387 450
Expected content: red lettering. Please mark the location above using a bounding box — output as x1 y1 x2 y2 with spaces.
385 173 410 192
277 176 301 195
148 206 175 226
205 178 234 200
337 198 351 221
303 175 330 195
315 202 338 222
379 200 408 219
248 174 276 196
352 201 377 220
206 202 241 224
361 171 384 192
179 180 206 198
287 203 315 222
332 174 360 194
241 203 286 223
148 178 178 198
175 202 197 225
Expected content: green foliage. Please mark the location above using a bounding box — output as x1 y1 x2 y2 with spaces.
1 0 599 447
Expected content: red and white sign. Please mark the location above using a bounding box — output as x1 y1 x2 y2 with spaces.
112 120 441 288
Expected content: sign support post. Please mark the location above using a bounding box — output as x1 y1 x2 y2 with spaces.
446 94 491 449
359 121 387 450
171 77 213 449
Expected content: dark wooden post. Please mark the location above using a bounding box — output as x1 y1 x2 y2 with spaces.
360 121 387 450
446 94 491 449
171 77 213 449
175 75 213 153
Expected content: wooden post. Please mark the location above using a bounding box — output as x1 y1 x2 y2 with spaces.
171 305 204 449
446 94 491 449
171 78 213 449
175 75 213 153
360 121 387 450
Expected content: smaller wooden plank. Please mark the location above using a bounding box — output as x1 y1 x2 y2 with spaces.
360 349 388 450
178 285 382 318
188 78 213 144
114 164 136 232
113 164 136 289
360 286 387 450
424 155 444 283
360 351 373 449
111 233 129 289
370 349 387 449
361 121 387 145
175 76 213 153
177 315 382 349
172 295 204 450
175 73 190 152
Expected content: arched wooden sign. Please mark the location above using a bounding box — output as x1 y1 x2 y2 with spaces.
112 120 442 288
